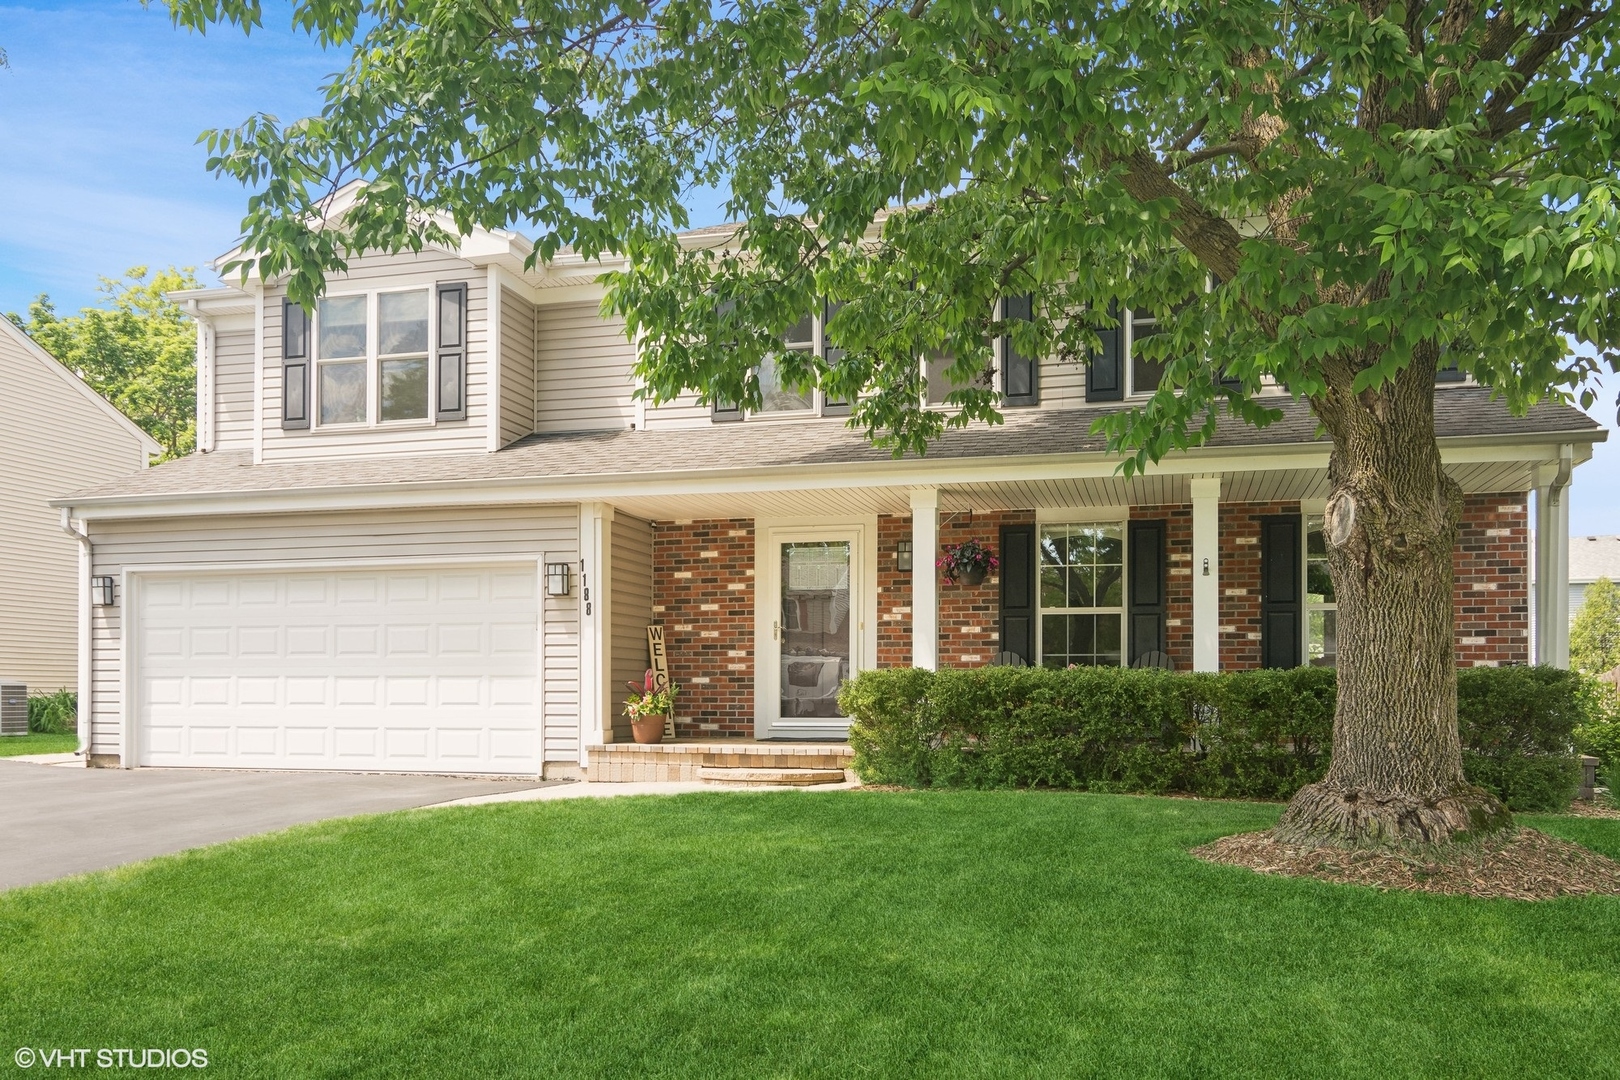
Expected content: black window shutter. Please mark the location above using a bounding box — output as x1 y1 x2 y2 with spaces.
1001 294 1038 407
821 298 851 416
281 299 310 430
1260 515 1302 668
436 283 468 422
999 523 1037 665
1128 520 1166 665
1085 302 1124 402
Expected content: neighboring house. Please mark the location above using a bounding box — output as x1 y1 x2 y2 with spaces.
0 318 160 692
54 188 1607 776
1569 535 1620 622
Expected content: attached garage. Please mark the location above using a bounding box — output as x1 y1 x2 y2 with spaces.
131 562 542 775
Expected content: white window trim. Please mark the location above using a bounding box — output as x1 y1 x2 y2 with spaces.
312 287 438 431
1123 274 1215 398
1302 506 1337 666
719 312 846 421
1034 520 1129 669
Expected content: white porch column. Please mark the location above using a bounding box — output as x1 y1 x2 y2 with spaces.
910 487 939 670
1190 475 1223 672
578 502 614 757
1533 448 1573 667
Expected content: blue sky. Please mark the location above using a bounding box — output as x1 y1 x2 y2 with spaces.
0 0 1614 533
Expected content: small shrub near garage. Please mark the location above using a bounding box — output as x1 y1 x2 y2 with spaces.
28 690 76 735
841 664 1588 810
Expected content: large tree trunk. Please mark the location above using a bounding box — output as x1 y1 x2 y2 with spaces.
1274 353 1512 848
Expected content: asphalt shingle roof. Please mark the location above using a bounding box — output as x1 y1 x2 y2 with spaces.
59 388 1601 503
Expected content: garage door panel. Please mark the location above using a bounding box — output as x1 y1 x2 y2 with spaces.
137 565 541 774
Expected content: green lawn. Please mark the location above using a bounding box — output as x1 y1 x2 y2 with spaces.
2 792 1617 1078
0 732 75 757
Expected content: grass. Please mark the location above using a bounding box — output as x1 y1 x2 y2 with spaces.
1 791 1617 1079
0 732 76 757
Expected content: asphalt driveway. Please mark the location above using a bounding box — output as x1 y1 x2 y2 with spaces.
0 760 554 890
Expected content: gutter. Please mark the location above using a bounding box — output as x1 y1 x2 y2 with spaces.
57 509 92 762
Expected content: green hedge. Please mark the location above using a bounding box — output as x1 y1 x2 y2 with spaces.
28 690 77 735
841 664 1586 811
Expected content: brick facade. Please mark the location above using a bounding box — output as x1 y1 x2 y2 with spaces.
651 519 754 737
1128 504 1196 670
937 510 1035 667
877 514 912 668
1453 492 1531 667
644 495 1533 737
1217 501 1301 670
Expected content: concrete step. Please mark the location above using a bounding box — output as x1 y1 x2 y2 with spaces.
699 766 847 787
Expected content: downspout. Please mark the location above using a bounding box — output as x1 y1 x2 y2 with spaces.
58 508 92 761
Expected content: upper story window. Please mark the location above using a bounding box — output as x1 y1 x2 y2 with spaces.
284 284 466 432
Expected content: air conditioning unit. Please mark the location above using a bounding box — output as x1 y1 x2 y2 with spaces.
0 680 26 737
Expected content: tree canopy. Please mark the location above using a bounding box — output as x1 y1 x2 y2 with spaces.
9 267 200 459
174 0 1620 463
1573 576 1620 676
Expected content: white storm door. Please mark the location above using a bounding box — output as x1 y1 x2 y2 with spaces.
763 529 861 740
135 564 540 774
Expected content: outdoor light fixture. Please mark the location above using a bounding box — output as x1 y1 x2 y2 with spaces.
896 540 914 573
93 576 116 607
546 562 573 597
1202 558 1210 577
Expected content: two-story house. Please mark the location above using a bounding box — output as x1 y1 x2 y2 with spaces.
54 190 1605 779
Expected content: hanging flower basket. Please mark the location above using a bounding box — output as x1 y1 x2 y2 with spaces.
938 540 998 586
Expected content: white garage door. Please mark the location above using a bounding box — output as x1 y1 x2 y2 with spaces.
135 564 541 774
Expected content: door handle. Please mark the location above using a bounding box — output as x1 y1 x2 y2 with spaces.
773 619 780 641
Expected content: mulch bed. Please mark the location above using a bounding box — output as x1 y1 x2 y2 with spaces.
1561 799 1620 820
1193 828 1620 900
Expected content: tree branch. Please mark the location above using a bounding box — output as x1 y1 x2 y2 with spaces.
1168 141 1246 174
1167 116 1207 154
1483 3 1608 133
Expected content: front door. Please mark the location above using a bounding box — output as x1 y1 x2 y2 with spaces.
763 529 860 739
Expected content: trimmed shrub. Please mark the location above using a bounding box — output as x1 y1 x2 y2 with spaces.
841 664 1589 809
28 690 77 735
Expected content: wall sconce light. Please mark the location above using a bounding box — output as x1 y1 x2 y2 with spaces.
896 540 914 573
93 576 116 607
546 562 573 597
1202 558 1210 577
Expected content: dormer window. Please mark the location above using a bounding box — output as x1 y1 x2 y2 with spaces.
291 285 464 430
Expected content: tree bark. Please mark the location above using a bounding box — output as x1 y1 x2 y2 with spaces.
1273 352 1512 848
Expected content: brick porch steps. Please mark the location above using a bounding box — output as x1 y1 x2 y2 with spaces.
585 740 853 783
698 767 847 786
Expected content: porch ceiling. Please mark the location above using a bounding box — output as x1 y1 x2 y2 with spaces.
607 460 1534 522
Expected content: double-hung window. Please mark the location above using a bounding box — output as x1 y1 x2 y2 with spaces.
1038 523 1125 667
712 308 843 421
312 289 435 427
1304 514 1337 666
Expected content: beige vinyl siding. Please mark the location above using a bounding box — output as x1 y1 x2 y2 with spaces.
499 286 538 446
608 513 654 741
535 301 637 432
261 249 490 462
0 328 150 690
85 505 580 763
213 323 256 451
643 388 713 429
1037 352 1089 409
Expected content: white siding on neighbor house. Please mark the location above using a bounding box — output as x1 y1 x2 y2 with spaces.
85 505 580 765
260 249 490 462
608 513 654 741
499 286 538 446
213 322 257 452
535 302 637 432
0 326 151 690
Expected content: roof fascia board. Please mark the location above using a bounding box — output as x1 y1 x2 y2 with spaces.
0 319 164 460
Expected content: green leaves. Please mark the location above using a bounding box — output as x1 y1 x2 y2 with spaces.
9 267 201 459
168 0 1620 459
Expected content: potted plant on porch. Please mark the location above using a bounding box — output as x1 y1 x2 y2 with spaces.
938 540 999 586
624 669 679 744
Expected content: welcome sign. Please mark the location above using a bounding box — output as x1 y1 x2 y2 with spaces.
647 625 675 738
